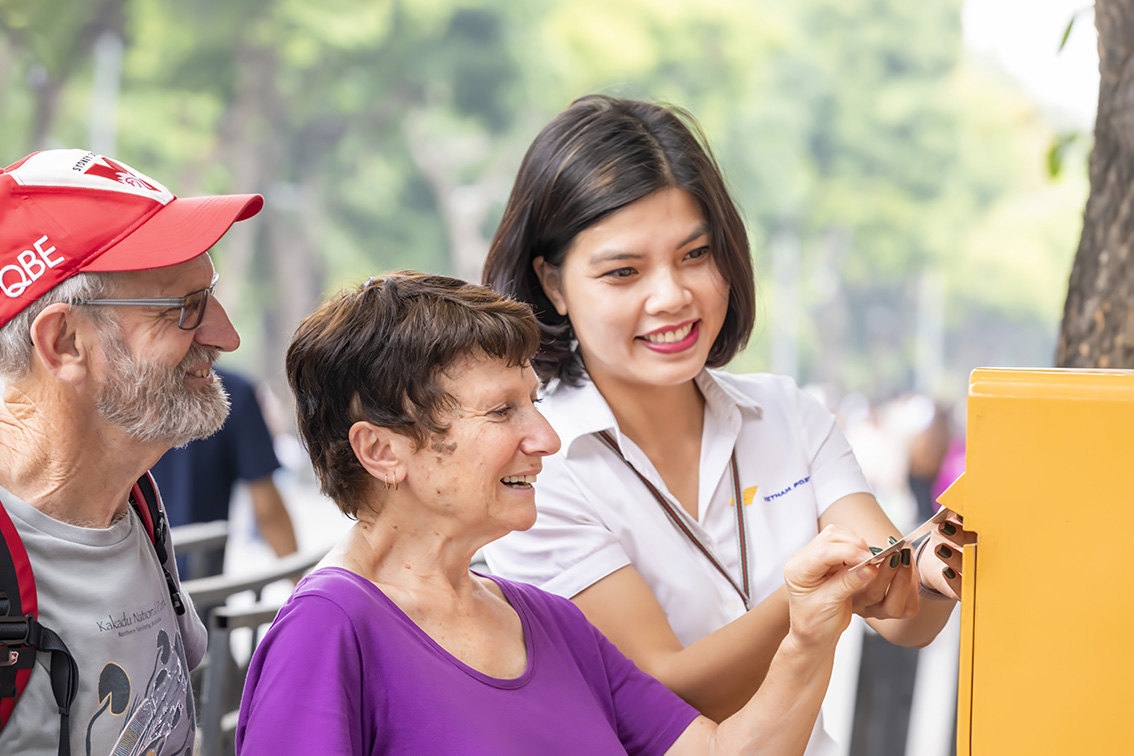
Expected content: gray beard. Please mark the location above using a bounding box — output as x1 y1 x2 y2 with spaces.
95 327 231 448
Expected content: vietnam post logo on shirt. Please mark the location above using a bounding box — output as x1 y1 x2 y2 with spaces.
730 478 813 506
730 485 760 507
761 477 811 502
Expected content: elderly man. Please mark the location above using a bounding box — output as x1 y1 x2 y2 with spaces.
0 149 262 755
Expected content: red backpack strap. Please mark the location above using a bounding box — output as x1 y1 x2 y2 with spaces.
0 503 82 756
130 472 158 545
0 501 37 727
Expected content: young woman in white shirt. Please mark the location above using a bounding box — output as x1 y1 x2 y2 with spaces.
481 94 972 754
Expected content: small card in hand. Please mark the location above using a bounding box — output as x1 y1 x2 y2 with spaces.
851 507 952 571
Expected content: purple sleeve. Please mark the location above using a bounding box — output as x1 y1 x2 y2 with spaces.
511 581 702 756
236 595 369 756
589 623 700 755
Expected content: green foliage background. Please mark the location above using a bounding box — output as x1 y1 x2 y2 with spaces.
0 0 1086 406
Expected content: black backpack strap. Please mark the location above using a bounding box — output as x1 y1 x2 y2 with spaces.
130 473 185 616
0 503 78 756
27 621 77 756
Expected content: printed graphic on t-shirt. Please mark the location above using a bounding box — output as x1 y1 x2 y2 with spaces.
83 627 195 756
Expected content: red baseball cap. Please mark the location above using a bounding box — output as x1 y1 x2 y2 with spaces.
0 149 264 328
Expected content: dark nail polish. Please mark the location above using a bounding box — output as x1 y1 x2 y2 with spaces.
888 536 898 545
943 567 957 580
870 546 883 555
889 553 901 568
956 514 963 523
937 545 953 559
940 522 957 536
901 548 911 566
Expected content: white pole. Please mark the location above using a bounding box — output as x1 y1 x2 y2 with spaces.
915 268 945 395
89 30 123 156
771 232 800 378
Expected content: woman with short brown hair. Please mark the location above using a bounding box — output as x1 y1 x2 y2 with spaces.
236 272 880 755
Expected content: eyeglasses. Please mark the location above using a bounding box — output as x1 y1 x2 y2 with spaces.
73 273 219 330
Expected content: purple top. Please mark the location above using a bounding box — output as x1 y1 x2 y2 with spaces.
236 567 698 755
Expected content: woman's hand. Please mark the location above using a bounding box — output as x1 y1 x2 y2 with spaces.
849 543 919 620
819 494 960 647
916 512 975 600
783 524 878 652
669 528 876 756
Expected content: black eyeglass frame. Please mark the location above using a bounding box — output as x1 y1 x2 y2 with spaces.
73 273 219 330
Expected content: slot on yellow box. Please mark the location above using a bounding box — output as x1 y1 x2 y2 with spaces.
938 368 1134 755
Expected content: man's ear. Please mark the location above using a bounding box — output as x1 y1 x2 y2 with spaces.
349 420 409 486
532 257 568 316
29 303 89 382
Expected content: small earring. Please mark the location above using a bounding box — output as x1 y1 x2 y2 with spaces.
383 474 391 491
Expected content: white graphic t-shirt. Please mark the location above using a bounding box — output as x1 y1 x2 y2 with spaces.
0 486 206 756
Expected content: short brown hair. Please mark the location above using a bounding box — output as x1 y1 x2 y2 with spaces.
285 272 540 517
483 94 756 385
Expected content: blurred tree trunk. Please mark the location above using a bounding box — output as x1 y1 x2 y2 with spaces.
404 109 511 282
213 41 330 388
1057 0 1134 368
9 0 127 151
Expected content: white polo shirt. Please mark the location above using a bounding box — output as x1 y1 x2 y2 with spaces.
483 369 871 754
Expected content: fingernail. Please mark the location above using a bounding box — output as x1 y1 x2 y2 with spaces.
888 536 898 545
940 522 957 536
943 567 957 580
870 546 883 555
956 514 963 523
901 548 911 566
937 545 953 559
890 553 901 568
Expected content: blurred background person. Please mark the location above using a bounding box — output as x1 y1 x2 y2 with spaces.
151 366 298 578
906 400 953 523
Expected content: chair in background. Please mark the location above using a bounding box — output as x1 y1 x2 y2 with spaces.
186 549 325 756
170 519 230 580
197 601 284 756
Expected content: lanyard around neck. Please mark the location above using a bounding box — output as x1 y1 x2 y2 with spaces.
595 430 751 610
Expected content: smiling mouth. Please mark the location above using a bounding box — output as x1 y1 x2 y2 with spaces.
189 367 212 378
641 321 695 344
501 475 536 489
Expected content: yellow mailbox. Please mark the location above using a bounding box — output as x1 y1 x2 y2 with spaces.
938 367 1134 755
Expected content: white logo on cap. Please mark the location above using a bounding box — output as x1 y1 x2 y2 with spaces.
115 173 154 190
10 150 174 205
1 235 65 298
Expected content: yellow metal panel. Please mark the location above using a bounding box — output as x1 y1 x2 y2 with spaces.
955 368 1134 755
956 526 976 756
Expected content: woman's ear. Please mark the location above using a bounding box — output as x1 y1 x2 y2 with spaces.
29 303 89 383
349 420 408 486
532 257 568 316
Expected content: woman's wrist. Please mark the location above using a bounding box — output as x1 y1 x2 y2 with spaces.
779 627 838 679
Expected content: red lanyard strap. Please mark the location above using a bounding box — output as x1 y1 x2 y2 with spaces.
595 430 750 609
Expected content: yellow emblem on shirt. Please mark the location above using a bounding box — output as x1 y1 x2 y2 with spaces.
729 485 759 507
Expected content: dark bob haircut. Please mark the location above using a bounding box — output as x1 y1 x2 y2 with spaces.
483 94 756 386
285 272 540 517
